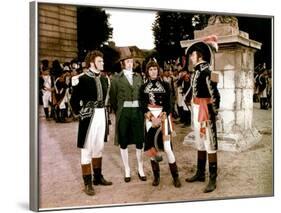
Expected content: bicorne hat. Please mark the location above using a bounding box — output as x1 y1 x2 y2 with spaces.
185 35 218 65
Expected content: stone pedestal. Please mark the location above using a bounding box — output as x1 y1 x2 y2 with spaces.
180 16 262 152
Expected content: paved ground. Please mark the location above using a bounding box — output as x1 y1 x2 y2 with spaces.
38 103 273 210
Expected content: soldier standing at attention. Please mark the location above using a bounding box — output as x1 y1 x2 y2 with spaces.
185 36 221 193
70 50 112 196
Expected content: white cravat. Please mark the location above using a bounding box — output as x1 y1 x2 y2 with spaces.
123 69 133 85
89 67 100 75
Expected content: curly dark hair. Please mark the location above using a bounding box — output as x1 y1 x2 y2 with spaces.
145 60 160 78
41 59 49 71
84 50 104 69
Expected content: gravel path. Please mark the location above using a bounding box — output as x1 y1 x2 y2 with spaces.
38 103 272 210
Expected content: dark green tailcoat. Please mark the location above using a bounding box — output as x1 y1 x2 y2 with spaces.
110 71 144 145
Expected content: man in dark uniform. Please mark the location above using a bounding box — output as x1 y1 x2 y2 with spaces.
185 36 221 193
140 60 181 188
70 50 112 196
258 68 269 109
110 47 146 183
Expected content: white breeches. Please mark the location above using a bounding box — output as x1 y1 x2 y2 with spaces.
81 108 106 164
192 103 216 154
42 91 52 108
163 141 176 163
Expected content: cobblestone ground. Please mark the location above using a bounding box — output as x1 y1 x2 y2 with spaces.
38 103 273 210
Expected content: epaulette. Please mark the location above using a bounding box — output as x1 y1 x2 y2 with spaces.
200 63 209 71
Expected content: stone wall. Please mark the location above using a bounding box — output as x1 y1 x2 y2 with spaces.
38 4 78 64
215 46 255 131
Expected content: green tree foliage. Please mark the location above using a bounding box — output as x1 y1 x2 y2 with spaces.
192 14 210 30
153 11 272 69
100 44 120 73
152 12 195 65
237 16 272 69
77 6 113 61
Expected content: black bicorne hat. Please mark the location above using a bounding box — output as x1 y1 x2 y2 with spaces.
186 42 212 64
185 35 218 65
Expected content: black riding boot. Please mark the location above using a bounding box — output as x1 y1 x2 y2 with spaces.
60 109 67 122
169 162 181 188
55 108 62 122
186 150 206 182
260 98 267 109
204 153 217 193
150 160 160 186
81 164 95 196
92 158 112 186
44 107 49 119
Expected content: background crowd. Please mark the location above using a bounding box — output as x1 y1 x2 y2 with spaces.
39 58 193 125
39 58 271 125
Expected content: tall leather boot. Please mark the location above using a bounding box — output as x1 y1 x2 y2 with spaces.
169 162 181 188
204 153 217 193
263 98 268 109
50 106 55 119
81 164 95 196
92 157 112 186
55 108 62 123
260 98 264 109
44 107 49 119
60 109 67 122
150 160 160 186
185 150 206 182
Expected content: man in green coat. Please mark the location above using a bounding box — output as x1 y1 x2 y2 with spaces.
110 47 146 183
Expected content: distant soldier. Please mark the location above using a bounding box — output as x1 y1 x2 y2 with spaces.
267 70 272 109
39 59 53 120
258 69 269 110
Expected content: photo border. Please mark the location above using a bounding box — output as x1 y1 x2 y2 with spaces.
29 0 274 211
